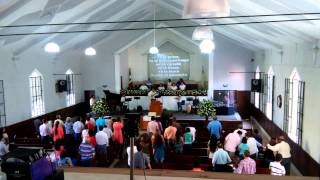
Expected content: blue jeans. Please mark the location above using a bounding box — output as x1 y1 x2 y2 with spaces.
282 158 291 175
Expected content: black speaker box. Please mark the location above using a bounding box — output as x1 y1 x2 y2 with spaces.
56 80 67 93
251 79 263 93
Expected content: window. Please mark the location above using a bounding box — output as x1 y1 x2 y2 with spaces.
284 68 305 144
254 66 260 108
29 69 45 117
66 69 75 106
0 80 6 127
266 67 274 120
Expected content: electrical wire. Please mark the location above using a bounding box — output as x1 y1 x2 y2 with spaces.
0 12 320 28
0 17 320 37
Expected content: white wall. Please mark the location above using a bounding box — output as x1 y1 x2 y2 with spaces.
80 30 145 98
214 34 254 90
254 42 320 163
0 47 83 126
121 29 208 88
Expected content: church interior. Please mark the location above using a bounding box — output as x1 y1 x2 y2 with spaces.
0 0 319 179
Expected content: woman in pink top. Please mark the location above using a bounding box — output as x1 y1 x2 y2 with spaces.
113 118 124 144
52 121 64 142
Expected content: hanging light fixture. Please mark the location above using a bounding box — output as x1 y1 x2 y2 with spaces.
192 26 213 41
44 42 60 53
200 39 215 54
183 0 230 18
85 47 96 56
149 2 159 54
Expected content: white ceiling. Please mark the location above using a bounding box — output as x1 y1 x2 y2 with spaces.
0 0 320 54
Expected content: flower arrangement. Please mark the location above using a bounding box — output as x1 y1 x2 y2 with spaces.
92 99 109 116
197 99 216 123
120 89 207 96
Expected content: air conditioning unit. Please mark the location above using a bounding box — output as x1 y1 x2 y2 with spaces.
56 80 67 93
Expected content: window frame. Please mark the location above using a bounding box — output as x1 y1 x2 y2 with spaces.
0 80 6 127
29 70 45 117
66 69 75 107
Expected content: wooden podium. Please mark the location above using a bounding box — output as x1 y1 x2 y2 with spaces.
149 99 163 116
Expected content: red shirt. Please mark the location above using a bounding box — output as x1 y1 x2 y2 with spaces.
89 136 96 147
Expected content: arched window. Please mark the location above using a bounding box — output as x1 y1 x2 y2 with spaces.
66 69 75 106
266 67 274 120
254 66 260 108
284 68 305 144
29 69 45 117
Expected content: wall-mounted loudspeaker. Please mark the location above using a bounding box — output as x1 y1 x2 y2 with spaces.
251 79 263 93
56 80 67 93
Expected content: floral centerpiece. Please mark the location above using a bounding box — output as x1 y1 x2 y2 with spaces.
92 99 109 116
197 99 216 124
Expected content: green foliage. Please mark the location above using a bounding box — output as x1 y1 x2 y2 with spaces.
197 99 216 119
92 99 109 115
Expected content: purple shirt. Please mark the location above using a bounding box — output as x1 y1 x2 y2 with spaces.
235 157 256 174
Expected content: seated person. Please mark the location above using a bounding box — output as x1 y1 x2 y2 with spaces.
179 82 186 90
169 83 177 90
148 89 158 100
55 140 73 167
133 144 152 169
167 79 173 89
146 78 152 89
139 83 149 90
158 83 165 90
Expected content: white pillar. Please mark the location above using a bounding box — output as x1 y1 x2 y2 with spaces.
208 53 214 100
114 54 121 93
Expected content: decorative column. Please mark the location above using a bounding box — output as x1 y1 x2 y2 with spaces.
207 52 214 99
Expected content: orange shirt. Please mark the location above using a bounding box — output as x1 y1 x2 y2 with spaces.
164 126 177 140
52 127 64 142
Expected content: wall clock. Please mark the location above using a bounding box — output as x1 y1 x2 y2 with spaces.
277 95 282 108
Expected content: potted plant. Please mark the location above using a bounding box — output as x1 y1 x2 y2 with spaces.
92 99 109 116
197 99 216 124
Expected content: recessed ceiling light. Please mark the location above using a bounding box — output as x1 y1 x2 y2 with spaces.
44 42 60 53
85 47 96 56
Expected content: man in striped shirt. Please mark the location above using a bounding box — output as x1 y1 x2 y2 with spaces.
79 138 95 167
235 150 256 174
269 154 286 176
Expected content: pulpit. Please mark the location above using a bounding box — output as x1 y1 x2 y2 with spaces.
149 99 163 116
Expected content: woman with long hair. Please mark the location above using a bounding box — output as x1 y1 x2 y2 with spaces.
52 121 64 142
152 130 165 163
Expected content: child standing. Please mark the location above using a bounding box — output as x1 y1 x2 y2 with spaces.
184 128 193 154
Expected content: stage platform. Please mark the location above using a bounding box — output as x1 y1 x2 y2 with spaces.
173 112 241 122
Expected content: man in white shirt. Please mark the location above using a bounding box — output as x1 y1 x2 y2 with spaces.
269 154 286 176
267 136 291 175
96 126 109 165
73 118 84 143
39 119 51 145
247 133 262 159
103 126 113 147
148 89 158 100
